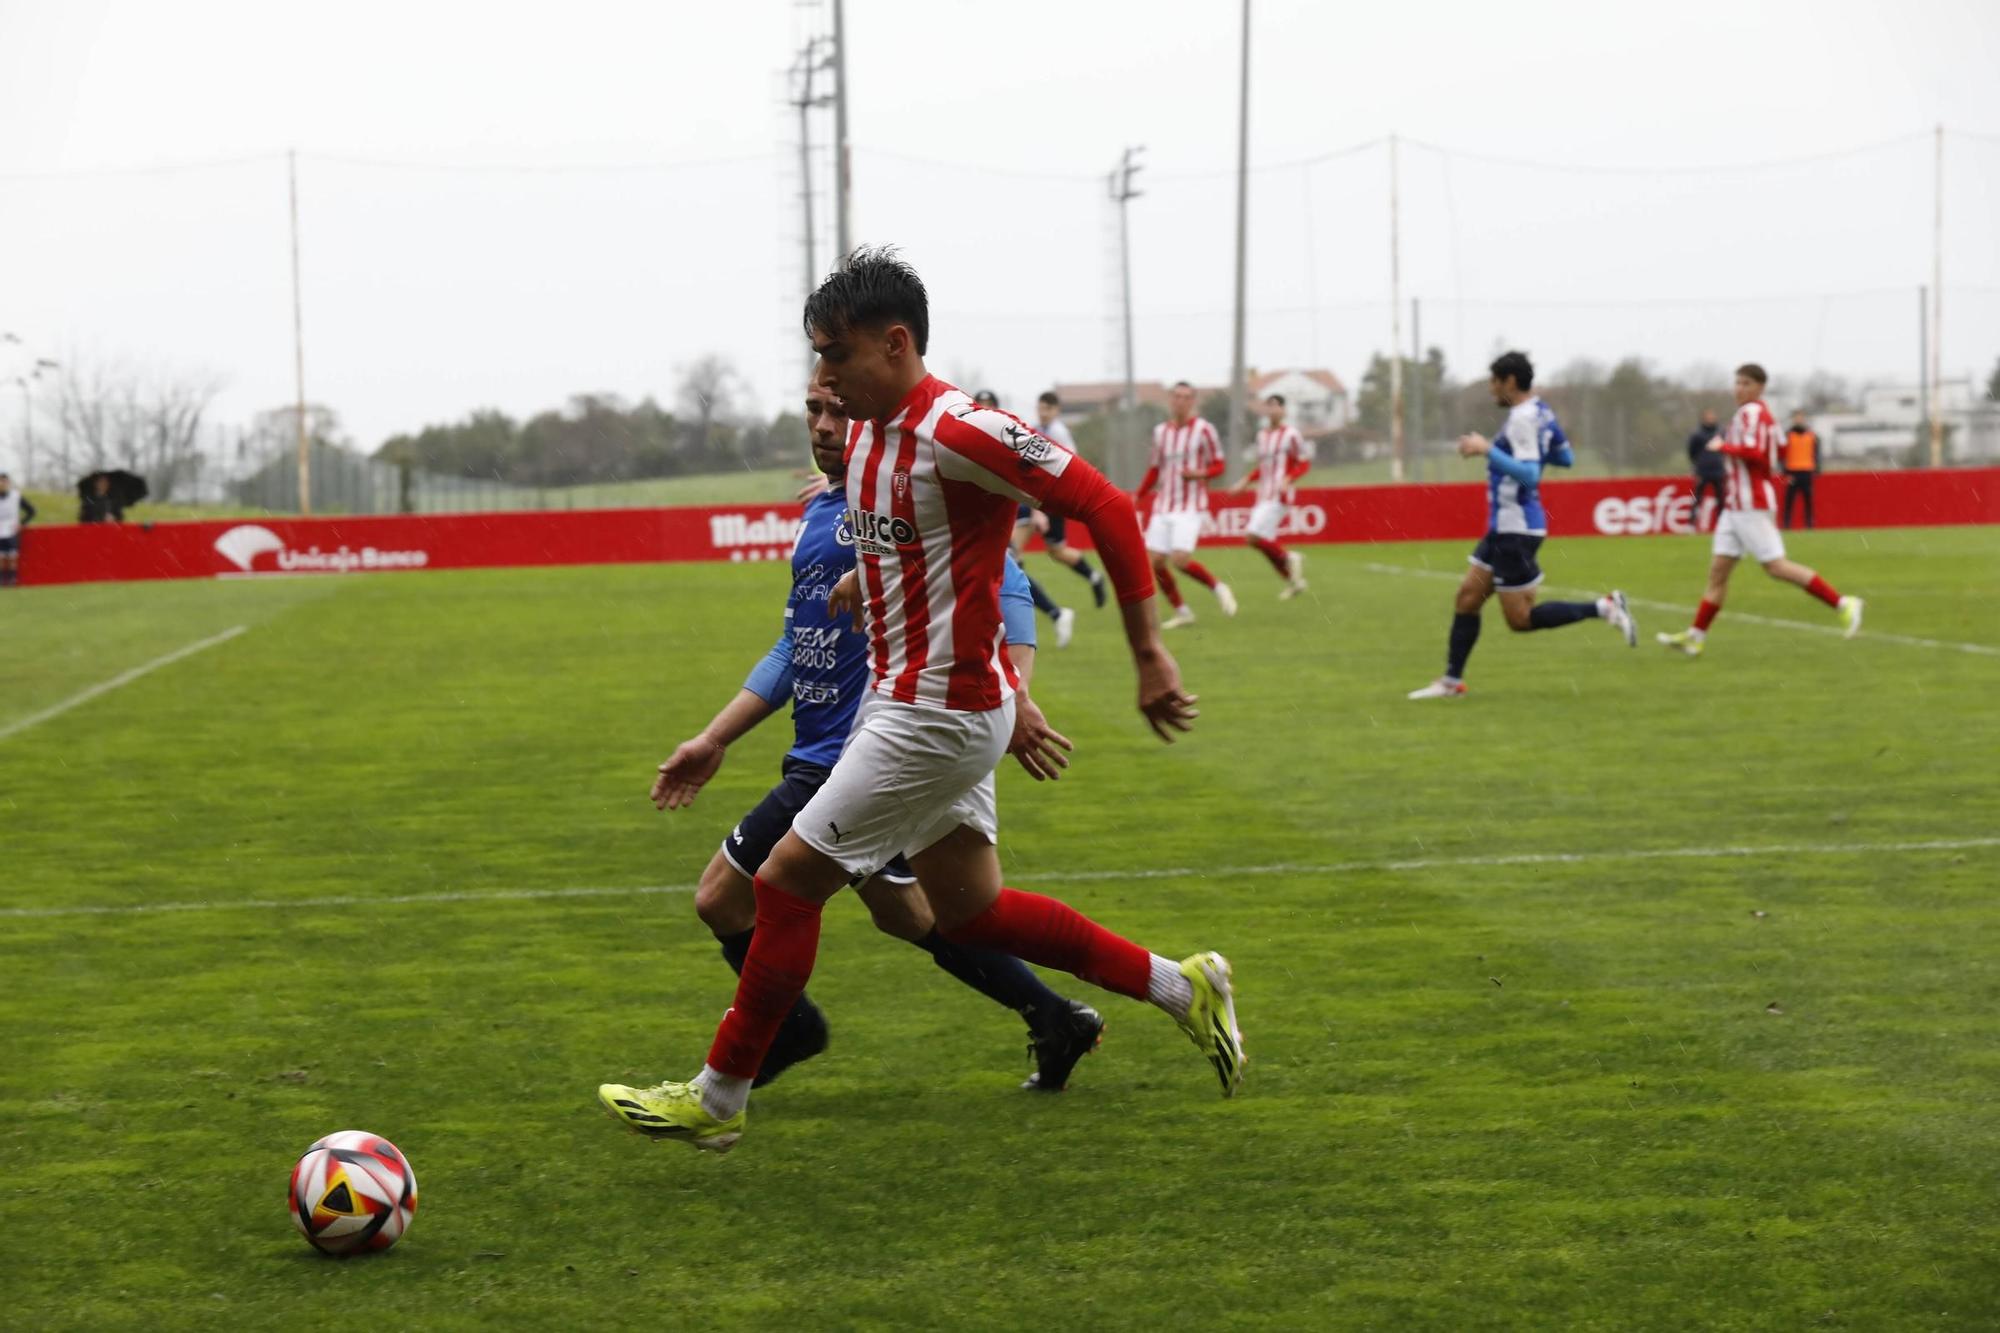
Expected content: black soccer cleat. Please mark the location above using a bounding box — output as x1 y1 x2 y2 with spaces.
752 1000 830 1089
1020 999 1105 1092
1089 569 1109 609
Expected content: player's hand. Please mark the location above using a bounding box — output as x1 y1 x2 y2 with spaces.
1706 440 1723 452
651 734 726 810
827 568 862 627
795 473 831 503
1135 643 1199 742
1456 433 1489 458
1031 509 1051 535
1008 693 1073 780
1181 467 1208 480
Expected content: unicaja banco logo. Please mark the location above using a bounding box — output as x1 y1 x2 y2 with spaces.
212 524 429 575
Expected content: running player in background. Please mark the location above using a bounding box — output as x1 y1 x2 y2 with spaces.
1409 351 1637 700
980 388 1076 648
1658 364 1862 657
651 373 1106 1096
0 474 34 587
1011 390 1109 615
1231 393 1312 599
1136 381 1237 628
600 250 1240 1153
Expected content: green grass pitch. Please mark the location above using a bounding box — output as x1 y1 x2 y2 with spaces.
3 527 1998 1329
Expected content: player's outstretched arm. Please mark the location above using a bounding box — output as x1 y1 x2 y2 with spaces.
651 631 790 810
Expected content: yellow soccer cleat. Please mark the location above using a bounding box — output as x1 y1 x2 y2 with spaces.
1176 951 1247 1098
1838 595 1865 639
597 1080 745 1154
1656 629 1703 658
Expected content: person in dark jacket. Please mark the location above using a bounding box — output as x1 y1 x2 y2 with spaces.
1687 409 1726 532
79 473 124 524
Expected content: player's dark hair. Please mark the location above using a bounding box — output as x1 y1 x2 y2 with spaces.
1266 394 1285 407
974 389 999 406
1489 351 1534 391
804 246 930 355
1037 390 1059 407
1172 380 1194 392
1736 362 1768 386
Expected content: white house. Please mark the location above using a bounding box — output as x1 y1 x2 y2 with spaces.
1250 368 1350 434
1812 380 2000 464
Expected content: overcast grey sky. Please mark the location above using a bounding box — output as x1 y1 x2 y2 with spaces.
3 0 1997 461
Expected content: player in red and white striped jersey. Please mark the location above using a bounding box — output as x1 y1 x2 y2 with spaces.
1658 363 1863 657
1231 393 1313 599
596 250 1244 1152
1136 381 1237 627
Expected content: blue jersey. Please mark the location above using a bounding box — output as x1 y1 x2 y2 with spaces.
743 487 1036 767
1486 396 1572 536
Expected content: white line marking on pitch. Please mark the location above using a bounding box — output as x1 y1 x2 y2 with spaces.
7 835 1995 921
1361 561 2000 658
0 625 249 744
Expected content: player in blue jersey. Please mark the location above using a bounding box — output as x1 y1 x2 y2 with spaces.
1408 351 1637 699
648 373 1105 1092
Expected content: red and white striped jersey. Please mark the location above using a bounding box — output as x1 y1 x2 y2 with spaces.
1147 417 1223 513
1250 424 1312 505
1718 400 1782 512
843 375 1077 712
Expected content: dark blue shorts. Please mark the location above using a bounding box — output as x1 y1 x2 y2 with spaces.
1014 506 1067 547
0 536 17 554
1469 533 1545 591
719 755 917 885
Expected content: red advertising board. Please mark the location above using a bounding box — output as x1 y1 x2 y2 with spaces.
18 468 1999 588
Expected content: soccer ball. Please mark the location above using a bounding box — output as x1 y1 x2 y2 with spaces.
289 1130 419 1255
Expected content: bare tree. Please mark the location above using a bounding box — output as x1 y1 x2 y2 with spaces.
674 355 743 463
53 351 222 500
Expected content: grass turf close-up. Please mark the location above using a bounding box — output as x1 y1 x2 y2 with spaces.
3 527 1998 1329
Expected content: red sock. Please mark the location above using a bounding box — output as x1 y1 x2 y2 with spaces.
705 876 824 1079
943 888 1151 1000
1249 536 1290 575
1156 564 1184 608
1694 599 1720 632
1181 560 1218 590
1804 574 1841 608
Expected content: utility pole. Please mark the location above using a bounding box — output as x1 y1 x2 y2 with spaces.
1929 123 1944 467
1109 147 1145 411
1388 133 1405 482
832 0 853 266
288 149 311 515
1918 284 1929 453
1409 297 1423 475
790 38 833 381
1225 0 1252 466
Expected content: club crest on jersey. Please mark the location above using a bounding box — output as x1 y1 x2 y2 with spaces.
893 470 910 499
846 507 919 555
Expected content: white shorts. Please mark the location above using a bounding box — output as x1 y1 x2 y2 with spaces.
1245 500 1287 543
1713 509 1785 563
1144 509 1204 555
792 691 1011 881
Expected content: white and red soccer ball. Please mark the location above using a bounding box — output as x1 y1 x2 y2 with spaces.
289 1130 418 1255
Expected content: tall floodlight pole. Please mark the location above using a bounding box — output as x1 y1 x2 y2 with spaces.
1929 123 1943 467
1918 284 1929 450
288 149 311 515
1410 297 1423 467
1225 0 1253 465
832 0 853 266
1110 147 1145 411
791 39 833 380
1388 133 1405 483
